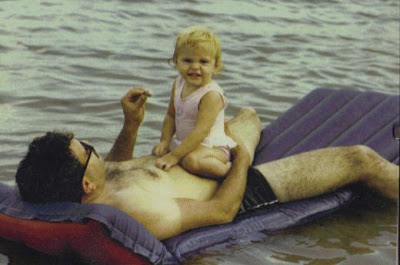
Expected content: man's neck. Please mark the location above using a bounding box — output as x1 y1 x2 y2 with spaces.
81 183 109 204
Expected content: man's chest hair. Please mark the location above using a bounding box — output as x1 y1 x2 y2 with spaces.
106 167 160 191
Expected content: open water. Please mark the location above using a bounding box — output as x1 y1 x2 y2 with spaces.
0 0 398 264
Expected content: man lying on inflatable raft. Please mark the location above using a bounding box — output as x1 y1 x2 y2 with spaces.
15 88 399 240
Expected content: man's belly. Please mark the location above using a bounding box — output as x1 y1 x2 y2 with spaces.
106 156 219 201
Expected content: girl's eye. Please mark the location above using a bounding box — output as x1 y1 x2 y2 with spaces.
183 58 192 63
200 60 209 64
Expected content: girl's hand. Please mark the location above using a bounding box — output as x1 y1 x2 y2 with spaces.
155 153 179 171
152 141 170 156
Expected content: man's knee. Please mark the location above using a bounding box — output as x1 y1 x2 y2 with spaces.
352 145 378 162
343 145 376 174
232 107 257 122
239 106 256 115
238 107 258 122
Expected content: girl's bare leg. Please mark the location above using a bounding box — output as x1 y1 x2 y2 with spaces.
182 106 262 178
181 145 231 178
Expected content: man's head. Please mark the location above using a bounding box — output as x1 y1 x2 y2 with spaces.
16 131 103 203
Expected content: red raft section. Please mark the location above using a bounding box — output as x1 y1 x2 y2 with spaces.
0 213 151 265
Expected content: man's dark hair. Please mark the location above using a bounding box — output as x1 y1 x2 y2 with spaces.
16 131 85 203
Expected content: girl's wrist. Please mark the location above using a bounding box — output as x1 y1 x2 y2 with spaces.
170 149 182 161
160 139 171 146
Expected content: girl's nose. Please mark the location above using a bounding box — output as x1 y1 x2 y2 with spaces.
191 62 200 69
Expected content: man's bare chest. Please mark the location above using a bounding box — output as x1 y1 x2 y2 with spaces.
105 159 164 190
104 155 219 200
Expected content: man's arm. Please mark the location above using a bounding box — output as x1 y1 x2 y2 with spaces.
106 88 150 162
133 108 261 240
176 143 251 234
147 139 251 240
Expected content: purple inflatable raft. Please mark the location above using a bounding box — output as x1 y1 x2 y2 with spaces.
0 88 398 264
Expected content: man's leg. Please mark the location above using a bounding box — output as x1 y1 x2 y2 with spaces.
228 107 261 163
254 145 399 202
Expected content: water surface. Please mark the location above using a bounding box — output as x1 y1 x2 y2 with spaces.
0 0 398 264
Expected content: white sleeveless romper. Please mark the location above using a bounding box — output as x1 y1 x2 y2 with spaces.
173 75 237 158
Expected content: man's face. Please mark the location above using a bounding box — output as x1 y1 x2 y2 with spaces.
69 139 106 187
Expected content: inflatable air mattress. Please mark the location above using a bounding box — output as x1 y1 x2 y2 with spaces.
0 88 398 264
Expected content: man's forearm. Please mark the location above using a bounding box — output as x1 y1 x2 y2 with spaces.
107 87 149 161
212 147 250 218
106 122 139 162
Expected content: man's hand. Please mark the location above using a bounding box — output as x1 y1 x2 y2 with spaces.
152 141 170 156
106 89 151 162
156 152 179 171
121 88 152 125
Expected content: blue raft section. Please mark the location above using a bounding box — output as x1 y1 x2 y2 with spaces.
0 88 399 265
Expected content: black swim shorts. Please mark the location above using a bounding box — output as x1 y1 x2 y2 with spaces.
238 166 278 215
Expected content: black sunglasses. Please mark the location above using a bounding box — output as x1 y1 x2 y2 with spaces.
79 141 99 179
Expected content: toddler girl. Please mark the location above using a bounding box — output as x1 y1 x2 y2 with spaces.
152 25 236 178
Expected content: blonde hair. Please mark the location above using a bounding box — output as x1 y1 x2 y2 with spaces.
171 25 223 73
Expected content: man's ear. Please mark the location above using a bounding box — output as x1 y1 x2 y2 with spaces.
82 177 96 194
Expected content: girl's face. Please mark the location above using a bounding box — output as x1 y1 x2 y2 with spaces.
175 44 217 89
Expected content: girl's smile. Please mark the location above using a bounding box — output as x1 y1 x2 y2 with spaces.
175 44 217 89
